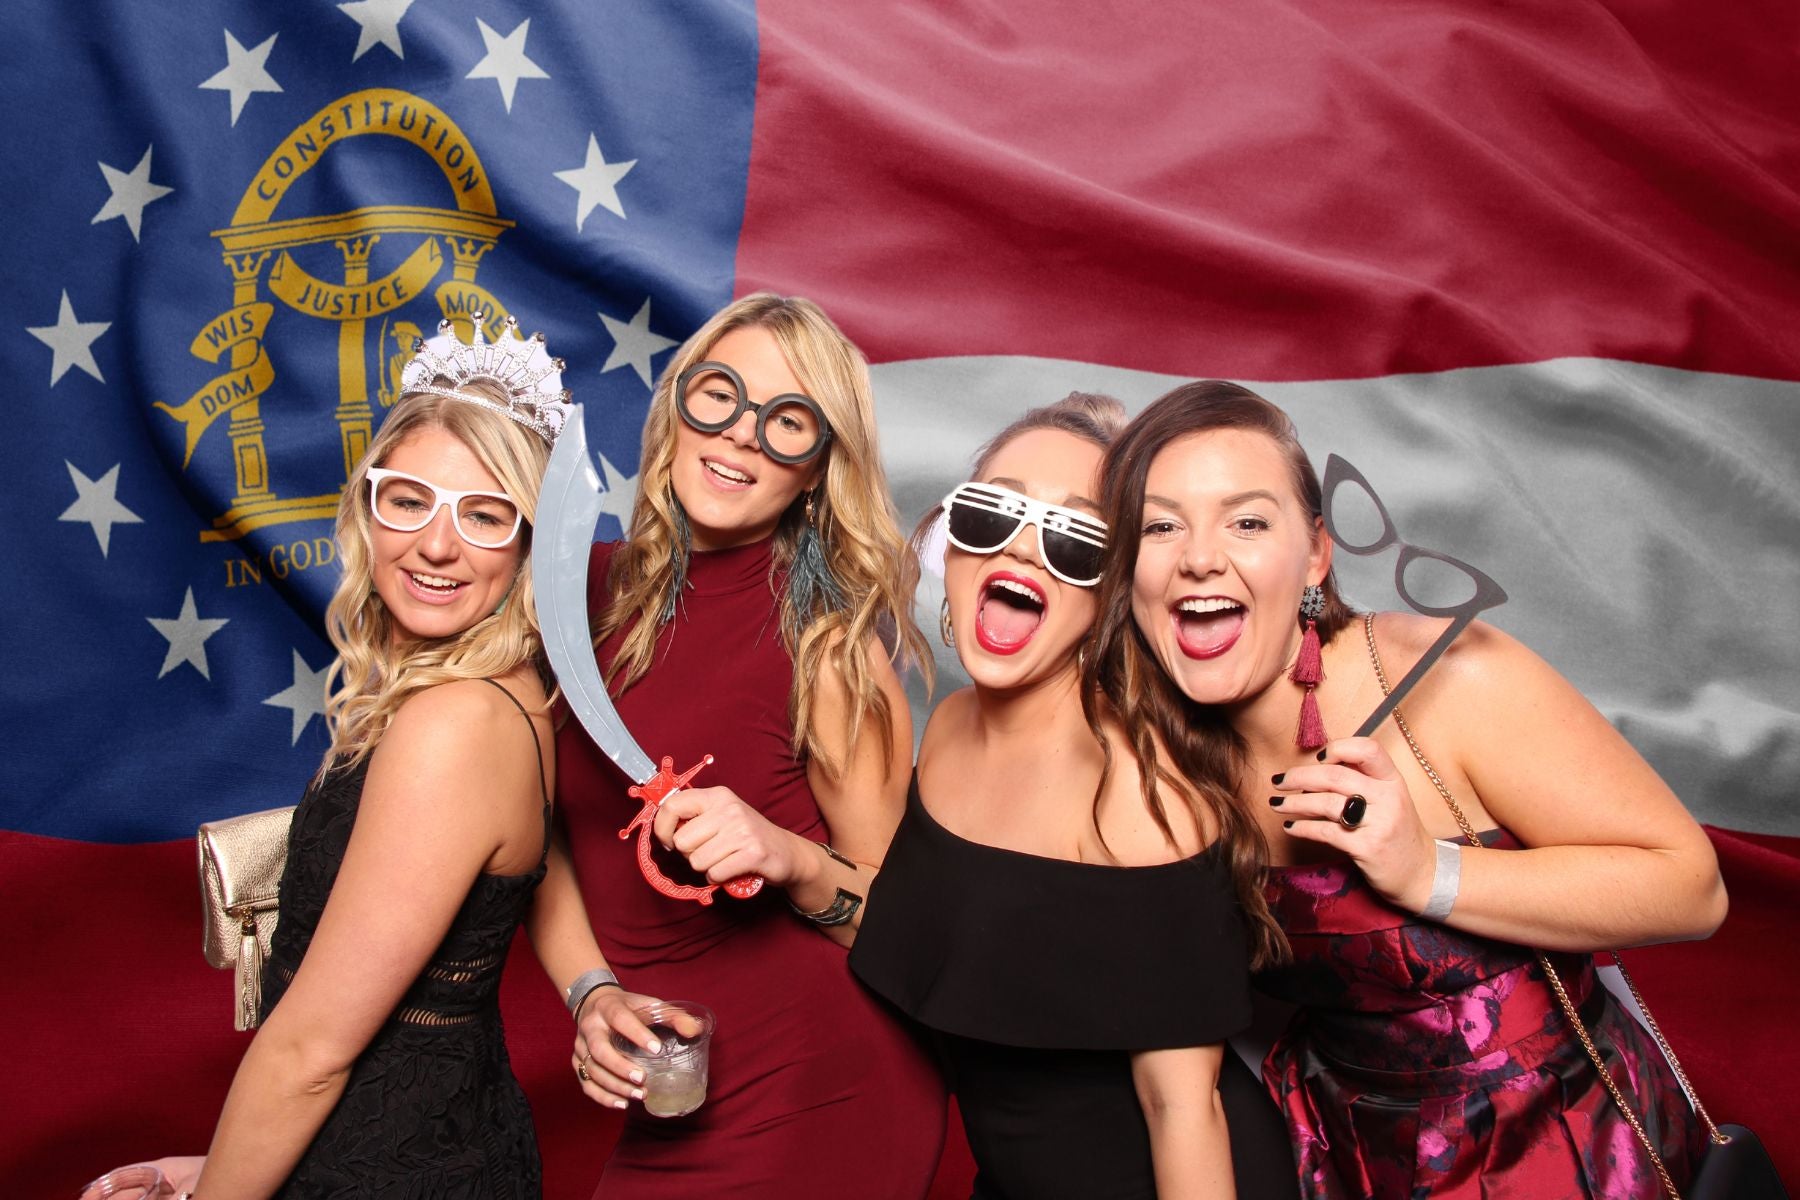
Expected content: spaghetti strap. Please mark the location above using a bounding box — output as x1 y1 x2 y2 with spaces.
478 678 553 857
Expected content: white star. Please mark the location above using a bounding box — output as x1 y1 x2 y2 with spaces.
596 452 639 530
27 291 111 386
555 134 636 230
91 146 175 242
148 588 230 680
599 298 677 387
60 462 143 557
200 30 282 126
338 0 414 61
263 650 331 744
467 18 548 113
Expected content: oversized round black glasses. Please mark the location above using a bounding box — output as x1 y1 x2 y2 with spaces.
675 361 833 465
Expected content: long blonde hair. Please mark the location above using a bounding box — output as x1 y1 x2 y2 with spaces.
599 293 926 778
321 384 551 774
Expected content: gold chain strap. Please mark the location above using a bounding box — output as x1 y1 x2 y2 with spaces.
1359 613 1726 1200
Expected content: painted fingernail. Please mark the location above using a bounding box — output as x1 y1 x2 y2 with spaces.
1271 773 1285 785
614 1098 629 1110
1316 749 1328 761
1268 795 1284 807
632 1088 646 1100
629 1069 644 1084
1283 820 1294 829
646 1040 662 1055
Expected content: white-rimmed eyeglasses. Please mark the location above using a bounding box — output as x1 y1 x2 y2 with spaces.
366 467 524 549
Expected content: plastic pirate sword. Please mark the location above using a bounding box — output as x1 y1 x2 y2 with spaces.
533 405 765 905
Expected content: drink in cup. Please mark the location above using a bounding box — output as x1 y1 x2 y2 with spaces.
79 1166 170 1199
610 1000 714 1118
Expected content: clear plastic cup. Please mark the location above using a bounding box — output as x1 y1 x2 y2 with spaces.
78 1166 170 1200
609 1000 714 1118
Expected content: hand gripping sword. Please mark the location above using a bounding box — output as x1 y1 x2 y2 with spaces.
532 405 764 905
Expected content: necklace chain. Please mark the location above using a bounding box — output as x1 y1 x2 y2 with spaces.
1358 612 1719 1194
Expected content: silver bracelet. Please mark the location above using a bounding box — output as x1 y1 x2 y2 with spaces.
790 886 864 926
564 967 621 1019
1418 839 1463 922
788 842 863 926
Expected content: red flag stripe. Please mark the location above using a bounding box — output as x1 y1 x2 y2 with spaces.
738 0 1800 381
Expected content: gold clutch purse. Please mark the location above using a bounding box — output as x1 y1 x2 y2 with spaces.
197 805 295 1031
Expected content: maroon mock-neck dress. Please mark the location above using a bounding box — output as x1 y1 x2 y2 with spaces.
555 537 946 1199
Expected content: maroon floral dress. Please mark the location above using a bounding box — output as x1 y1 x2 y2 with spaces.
1258 832 1703 1199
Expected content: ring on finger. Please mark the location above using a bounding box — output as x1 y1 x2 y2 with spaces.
576 1062 591 1082
1339 794 1368 829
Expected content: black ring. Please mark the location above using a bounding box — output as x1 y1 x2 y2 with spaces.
1339 794 1368 828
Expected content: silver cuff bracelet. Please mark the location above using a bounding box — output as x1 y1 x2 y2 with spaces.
1419 839 1463 923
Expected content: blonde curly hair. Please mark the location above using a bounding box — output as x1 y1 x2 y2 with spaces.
599 293 926 778
319 382 550 774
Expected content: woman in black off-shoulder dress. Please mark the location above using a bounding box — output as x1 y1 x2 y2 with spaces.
851 394 1296 1199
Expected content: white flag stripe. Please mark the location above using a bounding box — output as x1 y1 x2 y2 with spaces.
872 355 1800 837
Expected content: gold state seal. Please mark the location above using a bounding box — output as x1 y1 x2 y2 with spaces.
157 88 517 542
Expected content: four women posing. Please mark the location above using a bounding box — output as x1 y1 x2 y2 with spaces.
98 295 1726 1199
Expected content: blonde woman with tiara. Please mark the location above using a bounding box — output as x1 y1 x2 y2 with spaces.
86 318 565 1199
531 294 946 1197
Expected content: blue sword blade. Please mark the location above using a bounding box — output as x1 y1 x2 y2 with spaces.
531 404 658 785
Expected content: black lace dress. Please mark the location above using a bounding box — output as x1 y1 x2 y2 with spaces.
259 683 549 1199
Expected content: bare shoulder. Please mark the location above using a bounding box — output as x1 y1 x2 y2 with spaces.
806 630 908 736
1367 611 1551 701
387 675 517 737
374 676 544 795
918 685 976 763
1092 713 1206 866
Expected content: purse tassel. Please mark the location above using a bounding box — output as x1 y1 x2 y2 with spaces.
235 916 263 1032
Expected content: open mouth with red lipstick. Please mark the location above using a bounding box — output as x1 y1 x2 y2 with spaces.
1172 596 1245 659
974 571 1047 655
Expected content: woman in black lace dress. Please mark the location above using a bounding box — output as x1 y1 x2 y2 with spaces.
94 319 568 1199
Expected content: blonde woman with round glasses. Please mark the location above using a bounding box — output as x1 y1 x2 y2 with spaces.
85 322 563 1200
528 294 945 1197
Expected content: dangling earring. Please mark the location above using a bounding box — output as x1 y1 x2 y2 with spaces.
939 597 955 648
1291 584 1327 751
660 499 694 624
786 490 846 644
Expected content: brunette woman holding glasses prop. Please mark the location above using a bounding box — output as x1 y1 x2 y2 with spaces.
852 393 1298 1200
1087 380 1724 1199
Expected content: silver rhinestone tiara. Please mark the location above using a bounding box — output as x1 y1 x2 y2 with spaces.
401 311 573 444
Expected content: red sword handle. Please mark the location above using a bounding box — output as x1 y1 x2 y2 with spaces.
618 755 765 904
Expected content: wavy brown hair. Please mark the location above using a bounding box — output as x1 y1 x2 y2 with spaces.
1082 380 1356 968
598 294 926 778
321 383 551 775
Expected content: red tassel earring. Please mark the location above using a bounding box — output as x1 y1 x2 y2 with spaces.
1292 584 1327 751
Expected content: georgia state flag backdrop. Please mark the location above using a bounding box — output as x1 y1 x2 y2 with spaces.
3 1 1795 1196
